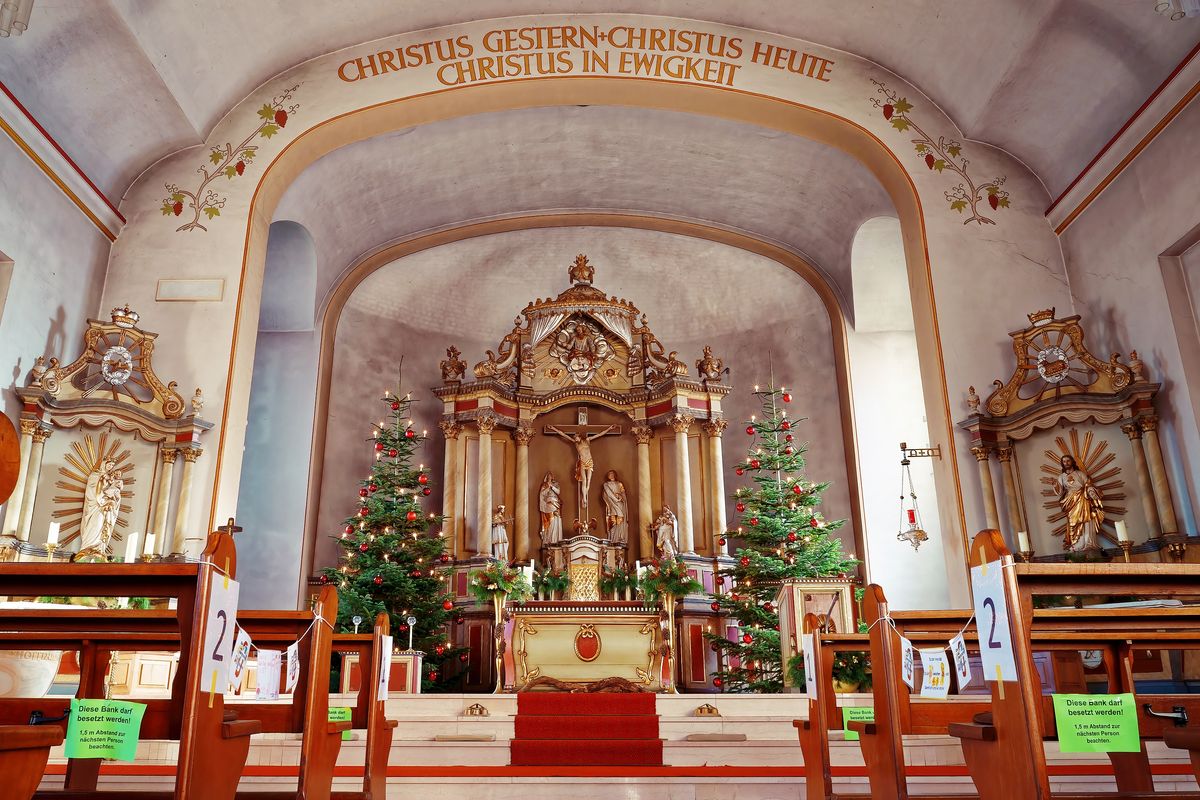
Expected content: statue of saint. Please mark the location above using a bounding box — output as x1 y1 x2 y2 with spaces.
547 424 616 498
79 458 123 558
654 505 679 561
1055 454 1104 551
602 470 628 544
490 504 511 562
538 472 563 545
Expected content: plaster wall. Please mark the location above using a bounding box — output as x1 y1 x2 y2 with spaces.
1060 96 1200 536
0 135 110 532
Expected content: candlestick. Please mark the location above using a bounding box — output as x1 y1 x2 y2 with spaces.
1016 530 1031 553
1115 520 1130 543
46 521 60 547
124 532 140 563
1118 540 1133 563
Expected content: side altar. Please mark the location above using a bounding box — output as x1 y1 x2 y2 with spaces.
435 255 735 691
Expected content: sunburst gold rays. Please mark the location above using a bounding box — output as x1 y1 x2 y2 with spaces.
52 431 136 550
1039 429 1126 545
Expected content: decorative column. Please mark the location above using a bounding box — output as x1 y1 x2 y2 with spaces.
2 419 36 537
171 448 202 556
475 415 496 557
670 415 695 554
150 447 179 554
1121 422 1160 537
16 425 51 541
995 447 1026 537
632 424 654 560
438 421 462 559
512 425 534 562
1139 416 1178 536
702 420 730 557
970 446 1001 531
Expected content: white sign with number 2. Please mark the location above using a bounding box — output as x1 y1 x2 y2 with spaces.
200 573 240 696
970 559 1017 682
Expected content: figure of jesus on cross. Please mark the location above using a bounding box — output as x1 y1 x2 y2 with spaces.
545 406 621 526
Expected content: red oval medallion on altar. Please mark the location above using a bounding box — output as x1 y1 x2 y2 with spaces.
574 624 602 662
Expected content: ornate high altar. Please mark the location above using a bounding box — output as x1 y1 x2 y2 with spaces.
436 255 735 691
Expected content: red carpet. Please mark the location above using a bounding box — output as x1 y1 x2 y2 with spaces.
510 693 663 766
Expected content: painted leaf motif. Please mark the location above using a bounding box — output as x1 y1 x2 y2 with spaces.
986 186 998 196
260 123 280 138
893 98 913 114
203 206 221 219
998 197 1011 208
914 143 927 153
257 103 276 120
170 192 184 202
947 144 962 158
890 117 911 132
160 203 174 216
241 150 255 160
950 200 968 212
224 166 238 179
209 150 224 165
933 160 946 172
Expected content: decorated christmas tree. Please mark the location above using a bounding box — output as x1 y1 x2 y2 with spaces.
706 384 856 693
320 375 466 691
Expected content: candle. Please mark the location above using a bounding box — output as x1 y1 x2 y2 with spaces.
125 532 140 563
143 532 157 556
1017 530 1031 553
46 522 60 546
1115 520 1130 543
906 508 916 525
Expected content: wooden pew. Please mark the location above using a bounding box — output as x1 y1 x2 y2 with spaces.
0 726 65 800
329 613 398 800
948 529 1200 800
0 529 262 799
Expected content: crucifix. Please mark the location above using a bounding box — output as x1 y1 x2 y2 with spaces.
544 406 622 529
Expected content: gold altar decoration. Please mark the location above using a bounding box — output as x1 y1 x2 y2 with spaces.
568 562 600 601
959 309 1180 554
510 604 663 690
492 590 507 694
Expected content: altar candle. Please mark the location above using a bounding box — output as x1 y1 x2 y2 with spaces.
125 532 140 563
1115 520 1130 543
46 522 60 546
1017 530 1031 553
906 508 916 525
143 532 157 556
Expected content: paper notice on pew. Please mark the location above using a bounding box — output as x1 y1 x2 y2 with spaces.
800 633 818 698
970 559 1017 682
200 573 240 696
286 640 301 693
841 706 874 741
64 698 146 761
919 649 951 699
950 633 972 689
256 649 281 700
228 625 252 692
1052 693 1140 753
328 707 354 741
900 636 915 689
377 634 394 696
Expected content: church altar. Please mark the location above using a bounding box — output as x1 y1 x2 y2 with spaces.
436 255 735 691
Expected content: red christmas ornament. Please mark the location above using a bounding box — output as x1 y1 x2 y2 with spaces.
399 624 409 632
406 511 418 521
781 421 791 431
715 576 725 586
410 569 422 577
359 507 369 517
374 442 385 451
782 392 792 403
319 574 329 584
740 556 750 567
810 517 820 528
435 645 445 656
391 401 401 411
710 602 721 612
369 483 379 492
359 542 369 552
735 502 746 513
439 553 452 563
785 434 793 443
418 474 429 484
405 429 415 438
784 447 794 456
455 618 464 625
742 633 753 644
731 593 740 601
718 537 727 546
389 449 398 457
746 425 755 435
459 652 469 662
764 602 774 612
344 525 354 534
429 671 438 681
713 676 724 687
359 488 369 497
422 487 432 496
792 484 803 495
787 531 798 542
735 467 744 476
749 517 759 526
750 459 761 469
373 575 383 585
443 600 454 611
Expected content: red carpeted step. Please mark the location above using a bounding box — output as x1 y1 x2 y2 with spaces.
516 692 656 716
514 713 660 740
510 738 664 766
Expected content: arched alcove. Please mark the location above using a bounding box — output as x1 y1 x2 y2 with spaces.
847 216 948 609
236 219 320 607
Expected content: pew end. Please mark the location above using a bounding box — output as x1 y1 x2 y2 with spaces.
0 725 65 800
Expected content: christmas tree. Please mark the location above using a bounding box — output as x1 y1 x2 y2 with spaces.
320 377 466 691
706 384 857 693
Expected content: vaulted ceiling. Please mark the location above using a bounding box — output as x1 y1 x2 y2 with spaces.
1 0 1196 202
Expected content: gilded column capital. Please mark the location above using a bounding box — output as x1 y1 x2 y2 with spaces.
669 414 693 435
995 446 1013 463
512 425 535 446
1121 422 1142 440
438 420 462 440
30 426 52 444
476 414 497 436
180 447 202 463
18 419 39 436
970 445 992 462
161 447 180 465
631 424 653 445
1139 415 1159 433
700 418 729 438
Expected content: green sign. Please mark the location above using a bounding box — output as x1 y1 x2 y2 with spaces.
841 705 874 742
64 698 146 761
329 706 354 741
1052 693 1140 753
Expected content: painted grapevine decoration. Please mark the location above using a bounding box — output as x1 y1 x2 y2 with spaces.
161 84 300 232
869 80 1010 225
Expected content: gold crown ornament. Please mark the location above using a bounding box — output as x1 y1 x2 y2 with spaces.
110 304 141 329
1027 308 1056 325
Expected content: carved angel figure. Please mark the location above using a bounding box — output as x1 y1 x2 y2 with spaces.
655 505 679 560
